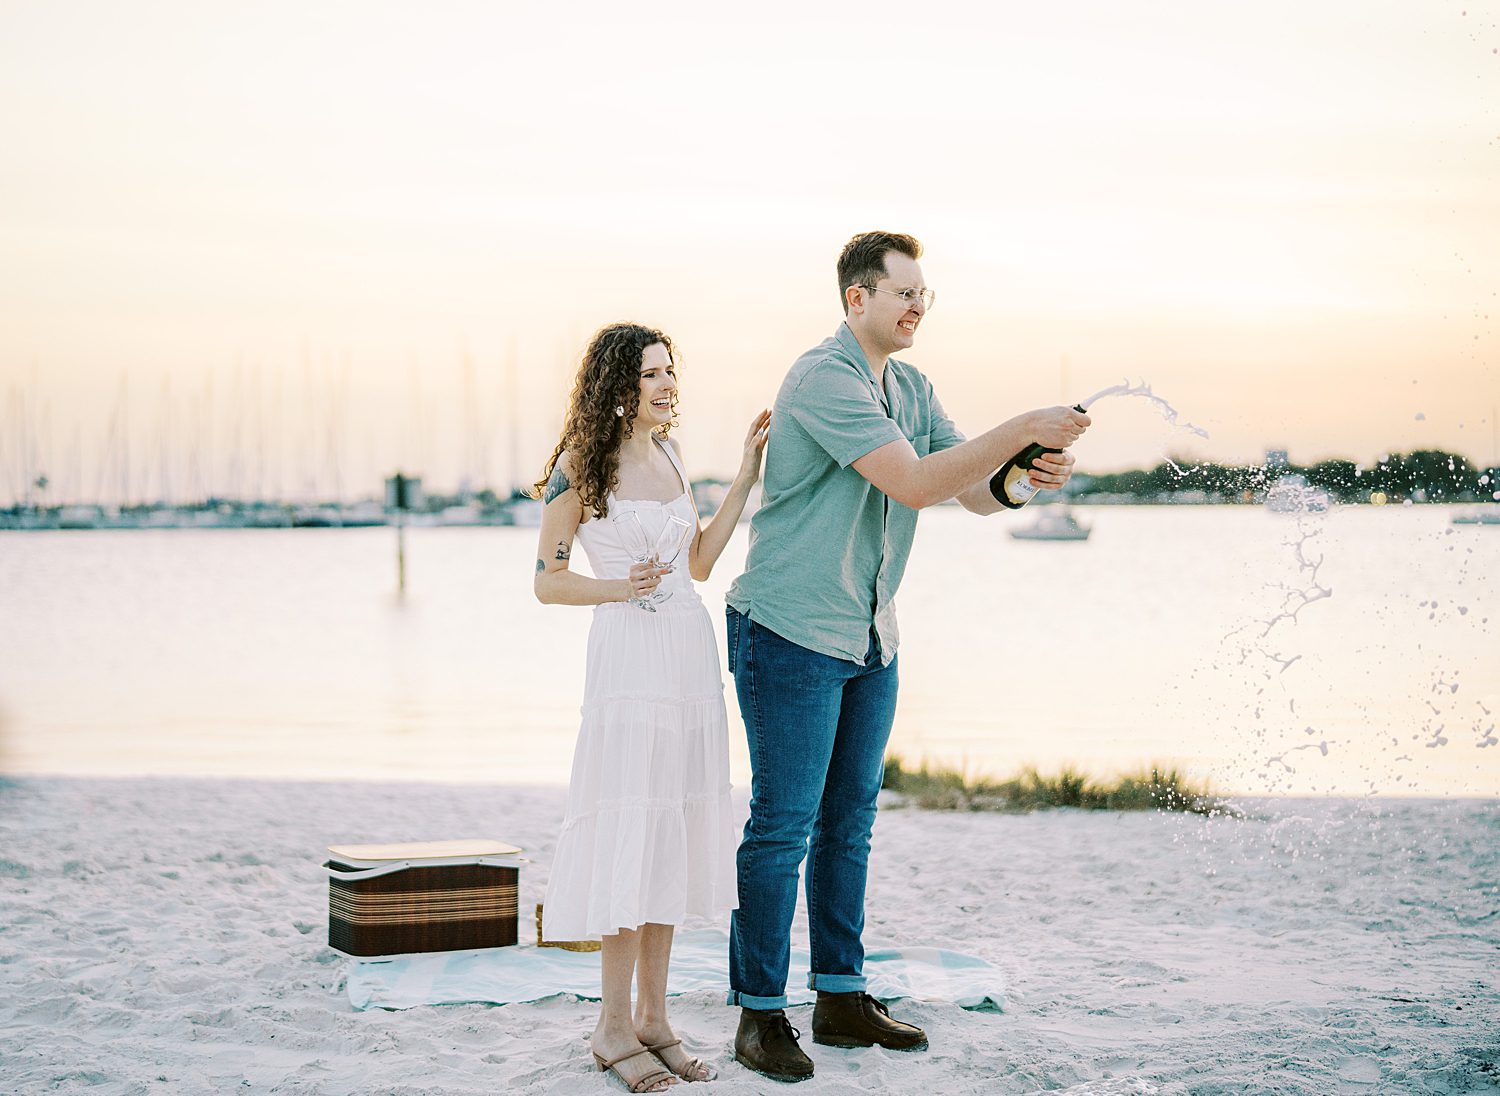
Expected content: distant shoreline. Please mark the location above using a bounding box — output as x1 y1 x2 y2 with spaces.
3 496 1497 532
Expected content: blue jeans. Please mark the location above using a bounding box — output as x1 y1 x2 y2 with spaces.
725 606 899 1010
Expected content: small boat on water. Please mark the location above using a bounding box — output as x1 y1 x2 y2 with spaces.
1452 508 1500 526
1009 507 1091 541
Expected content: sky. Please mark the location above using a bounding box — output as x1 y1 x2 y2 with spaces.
1 0 1497 503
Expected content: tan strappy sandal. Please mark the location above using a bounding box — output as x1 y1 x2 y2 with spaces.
592 1047 677 1093
647 1039 717 1083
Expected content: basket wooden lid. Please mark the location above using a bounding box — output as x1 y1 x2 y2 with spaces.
327 839 522 861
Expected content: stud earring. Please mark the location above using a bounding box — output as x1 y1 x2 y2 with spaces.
615 405 625 417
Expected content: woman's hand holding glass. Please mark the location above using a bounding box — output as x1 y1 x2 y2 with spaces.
625 558 667 611
614 511 659 611
614 511 692 610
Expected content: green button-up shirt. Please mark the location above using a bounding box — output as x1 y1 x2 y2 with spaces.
726 322 966 664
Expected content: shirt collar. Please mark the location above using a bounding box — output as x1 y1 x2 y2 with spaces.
833 322 875 380
834 321 900 413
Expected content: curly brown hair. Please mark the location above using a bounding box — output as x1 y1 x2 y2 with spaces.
533 323 680 520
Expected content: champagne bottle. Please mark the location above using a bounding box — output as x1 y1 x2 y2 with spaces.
988 404 1087 510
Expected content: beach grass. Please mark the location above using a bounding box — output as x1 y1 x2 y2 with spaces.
881 754 1236 817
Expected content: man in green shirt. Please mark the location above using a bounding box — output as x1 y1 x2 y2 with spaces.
725 231 1090 1082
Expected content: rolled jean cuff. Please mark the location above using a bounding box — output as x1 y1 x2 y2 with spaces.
807 972 867 993
726 990 790 1010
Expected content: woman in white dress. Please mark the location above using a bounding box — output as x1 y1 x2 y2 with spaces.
533 322 770 1092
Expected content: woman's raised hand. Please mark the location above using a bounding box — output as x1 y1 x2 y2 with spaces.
739 409 772 481
1028 405 1091 449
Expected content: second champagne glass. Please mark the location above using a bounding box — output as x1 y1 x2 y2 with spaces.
645 514 694 605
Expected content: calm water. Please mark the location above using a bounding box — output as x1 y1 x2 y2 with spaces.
2 506 1495 795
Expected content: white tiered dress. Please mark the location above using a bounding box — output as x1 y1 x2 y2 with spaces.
541 437 738 942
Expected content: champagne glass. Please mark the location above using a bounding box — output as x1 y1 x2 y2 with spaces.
611 510 657 612
645 515 693 605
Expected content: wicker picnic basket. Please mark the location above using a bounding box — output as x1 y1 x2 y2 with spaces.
324 839 523 958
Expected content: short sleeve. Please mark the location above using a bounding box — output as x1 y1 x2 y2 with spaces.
787 358 905 468
927 382 967 454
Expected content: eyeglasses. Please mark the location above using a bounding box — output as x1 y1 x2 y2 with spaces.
859 285 936 310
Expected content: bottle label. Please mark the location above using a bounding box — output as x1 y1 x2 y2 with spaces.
1004 465 1038 505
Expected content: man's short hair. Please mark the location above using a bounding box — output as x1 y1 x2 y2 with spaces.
837 231 923 314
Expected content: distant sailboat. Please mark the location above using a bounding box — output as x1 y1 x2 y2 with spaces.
1452 407 1499 525
1451 509 1500 525
1009 506 1091 541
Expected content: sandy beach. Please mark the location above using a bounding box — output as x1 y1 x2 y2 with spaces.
2 776 1496 1095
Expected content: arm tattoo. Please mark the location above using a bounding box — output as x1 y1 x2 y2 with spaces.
542 465 572 504
554 541 571 561
535 558 545 574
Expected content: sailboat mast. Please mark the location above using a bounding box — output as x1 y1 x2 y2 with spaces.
158 377 173 505
505 338 520 498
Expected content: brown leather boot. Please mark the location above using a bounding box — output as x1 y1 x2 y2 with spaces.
811 991 929 1051
733 1007 815 1083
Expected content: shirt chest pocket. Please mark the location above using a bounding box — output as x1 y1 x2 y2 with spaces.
911 432 931 457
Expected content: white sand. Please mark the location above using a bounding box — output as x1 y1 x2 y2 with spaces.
1 777 1496 1095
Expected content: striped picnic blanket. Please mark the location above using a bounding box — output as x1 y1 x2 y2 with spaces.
346 929 1003 1012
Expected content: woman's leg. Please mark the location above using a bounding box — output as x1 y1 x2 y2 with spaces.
634 923 711 1081
593 927 675 1090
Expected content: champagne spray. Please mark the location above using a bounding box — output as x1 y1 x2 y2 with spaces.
986 381 1209 509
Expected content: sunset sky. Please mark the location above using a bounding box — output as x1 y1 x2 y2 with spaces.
2 0 1497 502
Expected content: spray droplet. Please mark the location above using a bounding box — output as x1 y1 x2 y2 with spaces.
1415 412 1426 421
